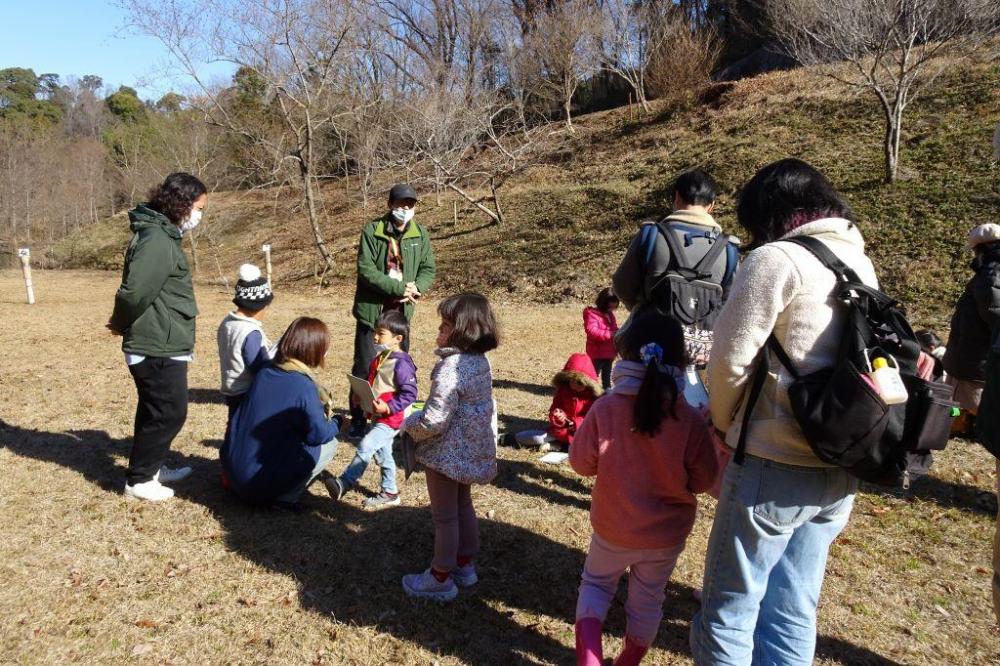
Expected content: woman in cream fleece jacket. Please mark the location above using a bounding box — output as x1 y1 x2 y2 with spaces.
690 159 879 666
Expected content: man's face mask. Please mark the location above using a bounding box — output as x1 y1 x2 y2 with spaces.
391 207 414 226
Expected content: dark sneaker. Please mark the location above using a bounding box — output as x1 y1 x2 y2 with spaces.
323 476 346 500
363 492 401 510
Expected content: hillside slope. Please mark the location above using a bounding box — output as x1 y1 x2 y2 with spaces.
53 62 1000 330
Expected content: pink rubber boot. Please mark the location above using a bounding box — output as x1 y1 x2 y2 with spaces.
575 617 604 666
613 635 649 666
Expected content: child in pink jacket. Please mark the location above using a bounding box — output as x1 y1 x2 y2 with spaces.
583 287 619 390
570 310 722 666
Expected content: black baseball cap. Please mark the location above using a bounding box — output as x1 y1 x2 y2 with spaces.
389 183 419 203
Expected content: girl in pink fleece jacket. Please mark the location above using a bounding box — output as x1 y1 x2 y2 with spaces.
570 310 722 666
583 287 619 390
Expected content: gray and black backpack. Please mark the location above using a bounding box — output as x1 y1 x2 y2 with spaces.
642 220 740 364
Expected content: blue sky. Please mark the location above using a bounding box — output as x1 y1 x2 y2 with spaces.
1 1 234 100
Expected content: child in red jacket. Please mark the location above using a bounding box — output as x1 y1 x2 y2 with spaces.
583 288 619 390
516 353 603 452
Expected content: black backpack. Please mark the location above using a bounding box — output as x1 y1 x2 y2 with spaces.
646 221 738 331
735 236 957 488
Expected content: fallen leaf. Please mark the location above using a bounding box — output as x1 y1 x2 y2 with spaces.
135 619 158 629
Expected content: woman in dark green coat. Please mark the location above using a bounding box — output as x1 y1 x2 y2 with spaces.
107 173 207 502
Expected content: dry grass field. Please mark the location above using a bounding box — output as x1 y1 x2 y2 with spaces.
1 269 999 665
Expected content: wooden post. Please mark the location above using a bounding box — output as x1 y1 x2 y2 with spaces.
262 244 273 286
18 248 35 305
453 201 458 226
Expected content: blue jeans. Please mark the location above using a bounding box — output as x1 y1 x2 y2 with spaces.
339 423 398 494
690 454 858 666
276 438 339 503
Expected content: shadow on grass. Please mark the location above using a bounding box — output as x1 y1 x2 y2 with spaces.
0 418 913 665
188 387 227 405
493 379 552 398
896 474 998 517
495 459 590 512
434 221 497 242
0 418 577 663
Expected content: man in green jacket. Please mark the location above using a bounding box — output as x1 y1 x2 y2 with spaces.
349 183 436 437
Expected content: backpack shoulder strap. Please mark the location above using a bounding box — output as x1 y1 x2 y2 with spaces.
656 221 692 270
639 224 659 265
784 236 864 284
723 240 740 288
734 335 799 465
692 233 728 276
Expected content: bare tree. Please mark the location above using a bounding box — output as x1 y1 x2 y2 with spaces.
393 83 533 225
599 0 671 112
768 0 1000 183
645 10 721 104
121 0 360 272
527 2 602 130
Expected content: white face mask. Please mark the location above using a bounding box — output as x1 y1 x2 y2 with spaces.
391 207 414 226
180 208 203 234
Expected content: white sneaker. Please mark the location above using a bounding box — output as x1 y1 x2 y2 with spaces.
453 563 478 588
124 479 174 502
402 569 458 601
156 466 192 484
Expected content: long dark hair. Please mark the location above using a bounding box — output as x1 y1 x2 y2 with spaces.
616 309 686 436
438 292 500 353
147 172 207 224
737 158 853 249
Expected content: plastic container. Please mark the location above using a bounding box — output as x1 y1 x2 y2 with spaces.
870 356 909 405
682 365 710 416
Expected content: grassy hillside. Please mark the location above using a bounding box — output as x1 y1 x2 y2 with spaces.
53 61 1000 331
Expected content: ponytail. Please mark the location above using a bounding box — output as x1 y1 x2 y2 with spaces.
632 343 680 436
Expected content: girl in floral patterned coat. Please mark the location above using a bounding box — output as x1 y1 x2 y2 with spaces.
401 293 500 601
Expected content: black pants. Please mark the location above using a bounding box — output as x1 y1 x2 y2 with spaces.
350 319 410 426
127 357 189 484
593 358 613 390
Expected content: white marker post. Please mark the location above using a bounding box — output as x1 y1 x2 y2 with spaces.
262 244 272 286
18 248 35 305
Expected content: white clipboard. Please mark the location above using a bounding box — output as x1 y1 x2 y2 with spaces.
347 374 378 414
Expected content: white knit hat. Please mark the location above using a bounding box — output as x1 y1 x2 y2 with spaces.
967 224 1000 250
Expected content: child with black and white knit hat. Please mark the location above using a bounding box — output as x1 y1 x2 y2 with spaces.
217 264 275 419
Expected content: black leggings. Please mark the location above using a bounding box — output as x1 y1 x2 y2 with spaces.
592 358 613 390
127 357 188 484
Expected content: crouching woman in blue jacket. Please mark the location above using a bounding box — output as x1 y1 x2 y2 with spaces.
222 317 341 506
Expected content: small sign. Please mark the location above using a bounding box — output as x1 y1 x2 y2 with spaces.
17 248 30 257
262 244 271 252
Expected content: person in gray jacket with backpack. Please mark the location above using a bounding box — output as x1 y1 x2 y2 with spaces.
612 169 739 364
